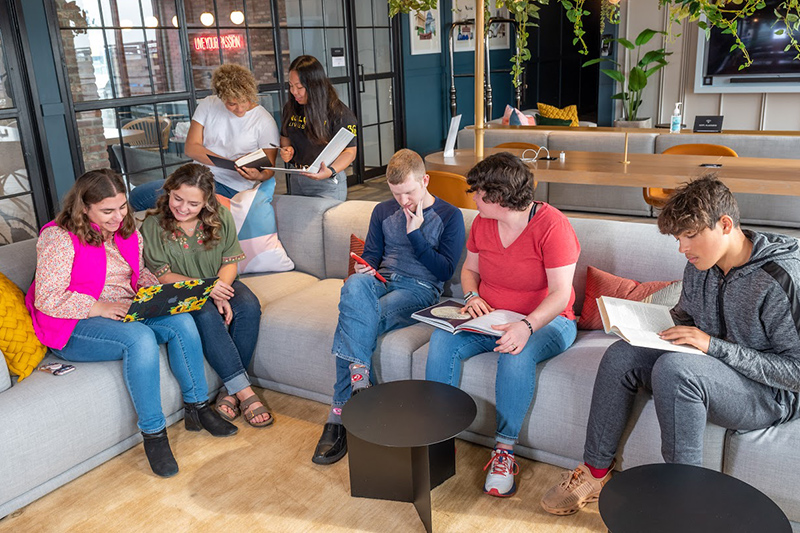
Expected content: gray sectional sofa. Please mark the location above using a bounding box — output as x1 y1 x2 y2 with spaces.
457 125 800 227
1 194 799 532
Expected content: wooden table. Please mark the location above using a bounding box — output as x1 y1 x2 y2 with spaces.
425 148 800 196
104 127 145 147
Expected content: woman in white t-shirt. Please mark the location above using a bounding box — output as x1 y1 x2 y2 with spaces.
129 65 280 211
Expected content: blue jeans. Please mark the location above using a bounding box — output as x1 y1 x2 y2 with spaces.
425 315 577 445
191 280 261 395
129 179 238 212
52 314 208 434
331 273 440 406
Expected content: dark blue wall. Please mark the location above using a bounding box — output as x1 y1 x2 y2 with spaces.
400 3 516 156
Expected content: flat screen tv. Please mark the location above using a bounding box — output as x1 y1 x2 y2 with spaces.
695 0 800 93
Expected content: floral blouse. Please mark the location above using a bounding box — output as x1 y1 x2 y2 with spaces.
140 206 246 280
34 226 159 319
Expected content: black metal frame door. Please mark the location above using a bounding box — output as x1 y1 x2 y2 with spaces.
346 0 403 182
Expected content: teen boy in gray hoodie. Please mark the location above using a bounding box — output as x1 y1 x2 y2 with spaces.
541 175 800 516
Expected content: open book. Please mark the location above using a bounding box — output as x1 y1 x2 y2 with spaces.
262 127 356 175
208 148 272 171
411 300 525 337
597 296 703 355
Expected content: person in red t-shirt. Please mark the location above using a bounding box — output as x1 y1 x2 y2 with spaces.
426 152 580 498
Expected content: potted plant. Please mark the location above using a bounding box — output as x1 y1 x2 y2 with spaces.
583 28 671 128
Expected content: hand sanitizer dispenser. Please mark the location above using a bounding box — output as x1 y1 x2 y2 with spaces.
670 102 683 134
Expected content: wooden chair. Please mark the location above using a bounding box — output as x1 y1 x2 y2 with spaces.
426 170 477 209
494 142 539 190
122 116 172 151
644 143 738 208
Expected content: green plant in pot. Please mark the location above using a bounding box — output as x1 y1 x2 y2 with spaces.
583 28 671 128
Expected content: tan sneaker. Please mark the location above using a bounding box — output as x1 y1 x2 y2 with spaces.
540 463 613 515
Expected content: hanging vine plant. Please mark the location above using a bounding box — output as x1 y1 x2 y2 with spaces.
389 0 800 83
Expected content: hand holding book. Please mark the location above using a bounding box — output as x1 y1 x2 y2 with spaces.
657 325 711 353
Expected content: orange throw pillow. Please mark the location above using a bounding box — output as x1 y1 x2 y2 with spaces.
347 234 365 279
578 266 677 330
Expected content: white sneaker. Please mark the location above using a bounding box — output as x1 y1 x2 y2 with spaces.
483 448 519 497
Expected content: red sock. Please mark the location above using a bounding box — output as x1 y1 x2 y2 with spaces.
585 463 609 479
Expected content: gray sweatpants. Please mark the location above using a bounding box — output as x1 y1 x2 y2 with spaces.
289 171 347 201
584 340 800 468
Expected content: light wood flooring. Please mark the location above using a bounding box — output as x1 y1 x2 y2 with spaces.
0 389 606 533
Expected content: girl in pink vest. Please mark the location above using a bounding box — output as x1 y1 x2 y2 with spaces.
26 169 237 478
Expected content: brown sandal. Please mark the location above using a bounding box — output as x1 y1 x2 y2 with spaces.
215 390 240 421
240 393 274 428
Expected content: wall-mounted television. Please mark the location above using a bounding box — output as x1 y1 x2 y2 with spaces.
695 0 800 93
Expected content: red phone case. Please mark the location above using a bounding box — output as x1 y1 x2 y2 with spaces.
350 252 388 283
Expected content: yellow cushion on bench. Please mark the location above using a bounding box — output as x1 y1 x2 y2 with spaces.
537 102 579 127
0 271 46 381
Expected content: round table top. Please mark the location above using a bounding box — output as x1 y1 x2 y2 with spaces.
599 463 791 533
341 380 476 448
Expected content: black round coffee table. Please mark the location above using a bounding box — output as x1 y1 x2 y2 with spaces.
599 463 791 533
341 380 476 533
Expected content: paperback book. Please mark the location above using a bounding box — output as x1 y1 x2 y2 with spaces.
207 148 272 171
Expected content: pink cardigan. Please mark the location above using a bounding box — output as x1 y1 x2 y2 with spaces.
25 221 141 349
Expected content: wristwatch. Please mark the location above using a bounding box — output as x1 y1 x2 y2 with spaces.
464 291 479 302
328 164 337 178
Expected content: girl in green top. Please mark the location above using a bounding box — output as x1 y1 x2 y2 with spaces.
141 163 272 428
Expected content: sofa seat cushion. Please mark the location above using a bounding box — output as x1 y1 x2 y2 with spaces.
724 419 800 523
240 271 320 310
249 278 439 401
0 349 221 511
411 330 725 469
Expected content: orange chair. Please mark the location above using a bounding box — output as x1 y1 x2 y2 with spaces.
494 142 539 190
122 116 172 151
426 170 477 209
644 143 738 208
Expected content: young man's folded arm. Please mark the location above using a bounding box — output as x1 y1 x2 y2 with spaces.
407 210 465 282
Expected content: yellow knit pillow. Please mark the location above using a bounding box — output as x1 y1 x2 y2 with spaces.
537 102 580 127
0 271 46 381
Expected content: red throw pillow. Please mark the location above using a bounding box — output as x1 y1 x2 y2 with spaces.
347 234 365 279
578 266 677 330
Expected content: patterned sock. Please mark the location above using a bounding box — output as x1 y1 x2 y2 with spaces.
349 363 370 393
586 463 609 479
326 405 343 425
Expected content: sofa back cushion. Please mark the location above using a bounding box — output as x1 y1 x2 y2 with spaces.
0 238 37 292
655 133 800 160
548 131 658 153
568 217 687 314
272 195 342 279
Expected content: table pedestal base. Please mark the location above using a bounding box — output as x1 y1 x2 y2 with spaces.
348 435 456 532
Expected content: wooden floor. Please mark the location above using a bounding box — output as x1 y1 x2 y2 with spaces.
0 389 606 533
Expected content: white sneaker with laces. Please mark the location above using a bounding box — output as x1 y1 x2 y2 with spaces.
483 448 519 497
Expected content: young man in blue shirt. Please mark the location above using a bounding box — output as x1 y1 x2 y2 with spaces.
312 148 466 465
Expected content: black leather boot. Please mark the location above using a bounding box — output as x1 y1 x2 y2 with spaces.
184 401 238 437
142 429 179 478
312 423 347 465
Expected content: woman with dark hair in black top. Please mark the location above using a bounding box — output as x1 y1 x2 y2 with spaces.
280 55 358 201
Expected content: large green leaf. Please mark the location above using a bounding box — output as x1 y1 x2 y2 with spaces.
628 66 647 91
640 49 668 67
617 38 635 50
600 68 626 83
634 28 659 46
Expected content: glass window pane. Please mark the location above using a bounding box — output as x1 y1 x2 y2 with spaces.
287 28 304 59
258 91 283 122
285 0 301 26
373 0 389 26
215 0 246 27
357 29 375 75
100 0 144 28
0 195 37 245
246 0 272 26
355 1 371 27
279 28 291 81
303 0 324 27
362 124 379 168
220 29 250 67
302 29 326 69
0 120 28 195
141 0 179 29
146 29 187 93
121 29 154 96
157 101 191 158
251 29 279 85
333 82 349 108
184 0 215 27
380 121 394 166
188 28 222 90
76 109 112 171
361 80 378 125
374 29 391 73
0 34 13 108
323 0 343 26
325 28 347 78
60 29 101 102
377 78 392 122
56 0 102 28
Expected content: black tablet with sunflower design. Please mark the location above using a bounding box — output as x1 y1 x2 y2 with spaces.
123 278 219 322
